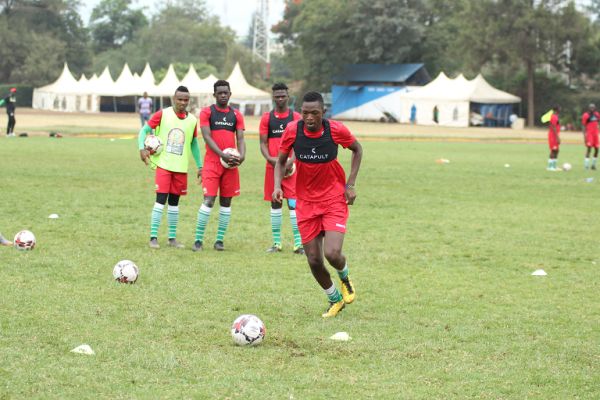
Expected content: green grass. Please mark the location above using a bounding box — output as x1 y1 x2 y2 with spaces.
0 137 598 399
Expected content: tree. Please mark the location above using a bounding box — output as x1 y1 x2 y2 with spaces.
89 0 147 52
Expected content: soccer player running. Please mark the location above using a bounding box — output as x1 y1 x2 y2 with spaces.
259 83 303 254
273 91 363 318
193 80 246 251
138 86 202 249
0 88 17 136
582 103 600 170
547 105 561 171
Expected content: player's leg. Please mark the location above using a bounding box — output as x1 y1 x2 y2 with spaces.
304 233 344 318
149 192 168 249
585 146 591 169
287 199 303 254
166 194 184 248
193 195 215 251
213 168 240 251
593 146 599 170
324 230 355 304
267 200 283 252
214 196 232 251
264 167 282 252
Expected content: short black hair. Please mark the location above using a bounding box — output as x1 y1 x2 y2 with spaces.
553 105 561 112
175 85 189 94
272 82 288 92
214 80 230 92
302 91 324 106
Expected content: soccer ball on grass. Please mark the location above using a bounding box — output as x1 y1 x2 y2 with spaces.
14 230 36 251
231 314 266 346
562 162 572 171
113 260 139 284
144 135 163 155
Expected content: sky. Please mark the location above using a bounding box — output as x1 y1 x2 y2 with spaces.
79 0 286 38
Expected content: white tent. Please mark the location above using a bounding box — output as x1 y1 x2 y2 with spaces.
155 64 180 97
32 63 81 111
396 72 521 127
226 62 271 116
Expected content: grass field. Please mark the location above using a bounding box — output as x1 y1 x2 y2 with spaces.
0 135 599 399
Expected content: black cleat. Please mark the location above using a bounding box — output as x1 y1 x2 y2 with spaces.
293 246 305 255
192 240 203 252
214 240 225 251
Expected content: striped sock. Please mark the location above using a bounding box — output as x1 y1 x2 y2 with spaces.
289 209 302 248
167 205 179 239
270 208 282 245
216 206 231 242
194 204 212 243
337 263 349 280
325 283 342 303
150 202 164 239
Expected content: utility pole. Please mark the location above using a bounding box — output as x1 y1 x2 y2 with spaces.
252 0 270 79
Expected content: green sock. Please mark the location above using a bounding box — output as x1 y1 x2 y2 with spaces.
167 205 179 240
194 204 212 242
337 263 349 280
289 209 302 248
325 284 342 303
216 206 231 242
150 203 164 239
270 208 282 245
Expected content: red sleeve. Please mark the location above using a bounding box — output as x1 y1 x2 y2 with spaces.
293 111 302 121
193 123 198 138
147 110 163 129
582 113 589 125
234 109 245 130
199 107 211 127
279 120 299 154
259 112 270 136
550 114 559 127
330 120 356 148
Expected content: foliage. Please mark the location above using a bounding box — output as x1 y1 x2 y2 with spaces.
89 0 148 53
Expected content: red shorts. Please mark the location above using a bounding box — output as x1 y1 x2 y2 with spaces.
296 194 349 244
586 131 599 148
155 167 187 195
263 165 297 201
201 160 240 197
548 133 559 150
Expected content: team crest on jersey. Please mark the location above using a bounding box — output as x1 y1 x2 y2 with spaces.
166 128 185 155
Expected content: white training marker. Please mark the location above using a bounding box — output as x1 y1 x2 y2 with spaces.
48 214 59 219
531 269 547 276
110 138 116 142
504 164 510 168
70 344 95 355
329 332 351 341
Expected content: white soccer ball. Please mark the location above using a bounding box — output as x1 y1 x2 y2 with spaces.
231 314 266 346
112 260 139 284
284 158 296 178
562 162 572 171
220 147 241 169
13 230 36 251
144 135 163 155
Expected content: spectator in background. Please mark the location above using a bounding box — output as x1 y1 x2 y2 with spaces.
433 105 439 124
410 104 417 124
138 92 153 127
0 87 17 136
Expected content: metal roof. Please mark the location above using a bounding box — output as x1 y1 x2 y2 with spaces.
334 64 427 84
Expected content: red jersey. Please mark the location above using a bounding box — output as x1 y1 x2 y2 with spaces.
548 113 560 136
259 109 301 167
147 109 198 137
279 119 356 202
199 105 245 163
582 111 600 135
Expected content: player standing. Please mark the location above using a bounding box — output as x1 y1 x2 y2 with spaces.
582 103 600 170
0 88 17 136
547 105 561 171
138 86 202 249
259 83 303 254
193 80 246 251
138 91 153 127
273 91 363 318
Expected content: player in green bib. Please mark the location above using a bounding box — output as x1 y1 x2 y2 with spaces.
138 86 202 249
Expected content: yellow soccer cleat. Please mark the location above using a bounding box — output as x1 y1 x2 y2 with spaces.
322 300 345 318
340 278 355 304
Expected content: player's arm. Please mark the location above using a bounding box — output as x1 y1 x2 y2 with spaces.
582 115 588 142
345 140 363 205
273 150 290 203
191 124 202 180
259 134 276 165
235 128 246 165
138 124 152 165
